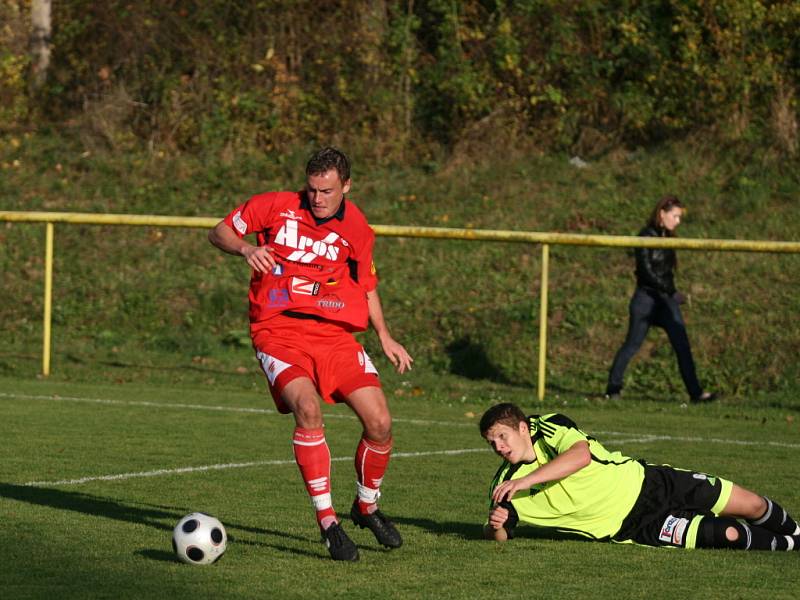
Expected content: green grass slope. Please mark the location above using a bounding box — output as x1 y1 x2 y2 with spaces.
1 132 799 406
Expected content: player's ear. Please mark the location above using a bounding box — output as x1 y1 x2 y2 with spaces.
342 178 351 195
517 421 528 436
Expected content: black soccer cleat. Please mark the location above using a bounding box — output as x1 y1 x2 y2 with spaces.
321 522 359 561
350 500 403 549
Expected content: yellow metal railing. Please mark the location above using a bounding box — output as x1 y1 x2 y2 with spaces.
3 210 800 400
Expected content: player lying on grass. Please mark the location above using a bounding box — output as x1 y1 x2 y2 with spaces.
480 402 800 551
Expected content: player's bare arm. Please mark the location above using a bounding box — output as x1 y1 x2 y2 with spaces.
366 289 413 373
491 441 591 504
208 221 276 273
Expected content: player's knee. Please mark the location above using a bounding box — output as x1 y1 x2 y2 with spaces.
289 397 323 427
364 416 392 443
696 517 749 550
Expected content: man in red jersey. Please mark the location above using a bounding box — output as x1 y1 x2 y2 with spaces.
209 147 413 561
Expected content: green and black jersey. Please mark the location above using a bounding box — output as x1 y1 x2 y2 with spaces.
489 413 645 540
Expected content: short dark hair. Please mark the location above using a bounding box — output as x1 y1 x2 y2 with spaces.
306 147 351 183
479 403 528 436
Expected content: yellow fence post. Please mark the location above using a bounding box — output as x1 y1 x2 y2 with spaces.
1 211 799 382
42 222 54 376
538 243 549 401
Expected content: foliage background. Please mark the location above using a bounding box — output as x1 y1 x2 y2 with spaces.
2 0 799 158
1 0 799 402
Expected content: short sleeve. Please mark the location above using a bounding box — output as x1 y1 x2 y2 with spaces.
222 193 277 238
538 414 589 454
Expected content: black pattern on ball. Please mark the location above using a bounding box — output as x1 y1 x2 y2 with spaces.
182 519 199 533
186 546 205 562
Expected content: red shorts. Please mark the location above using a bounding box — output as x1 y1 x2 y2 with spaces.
251 313 380 414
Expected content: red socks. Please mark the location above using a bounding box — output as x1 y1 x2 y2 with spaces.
354 436 392 515
293 429 393 525
292 427 337 530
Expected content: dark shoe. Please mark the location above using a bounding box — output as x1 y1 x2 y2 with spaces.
321 522 359 561
604 387 622 400
691 391 717 404
350 500 403 549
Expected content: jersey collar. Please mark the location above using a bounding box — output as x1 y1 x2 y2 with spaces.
300 191 347 226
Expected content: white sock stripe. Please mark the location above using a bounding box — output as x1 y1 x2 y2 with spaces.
363 443 392 455
785 536 795 551
308 476 329 491
311 493 332 511
743 523 752 550
752 498 773 526
356 482 381 504
292 438 326 447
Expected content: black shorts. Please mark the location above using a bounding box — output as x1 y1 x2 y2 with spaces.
613 464 733 548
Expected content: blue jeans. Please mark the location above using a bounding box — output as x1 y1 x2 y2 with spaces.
607 288 703 398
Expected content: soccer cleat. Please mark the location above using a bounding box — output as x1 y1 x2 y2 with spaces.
350 500 403 549
321 522 359 561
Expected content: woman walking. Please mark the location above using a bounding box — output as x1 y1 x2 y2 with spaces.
605 195 716 403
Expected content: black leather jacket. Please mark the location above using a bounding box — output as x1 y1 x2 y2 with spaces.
634 225 676 295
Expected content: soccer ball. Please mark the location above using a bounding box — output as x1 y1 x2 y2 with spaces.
172 512 227 565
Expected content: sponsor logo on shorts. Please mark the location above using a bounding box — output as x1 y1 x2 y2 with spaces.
232 211 247 235
268 288 290 307
317 294 344 313
291 277 320 296
659 515 689 546
693 472 717 485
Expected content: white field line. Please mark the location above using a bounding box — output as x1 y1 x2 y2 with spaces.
24 448 488 487
6 391 800 488
0 391 469 427
4 391 799 449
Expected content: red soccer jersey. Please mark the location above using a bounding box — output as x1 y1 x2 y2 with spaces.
223 191 378 331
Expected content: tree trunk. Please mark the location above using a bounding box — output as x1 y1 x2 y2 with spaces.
30 0 52 89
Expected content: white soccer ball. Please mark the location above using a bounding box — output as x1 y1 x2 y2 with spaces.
172 512 228 565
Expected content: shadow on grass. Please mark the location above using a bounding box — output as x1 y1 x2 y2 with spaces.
390 514 483 540
0 482 326 560
445 337 512 384
391 514 596 545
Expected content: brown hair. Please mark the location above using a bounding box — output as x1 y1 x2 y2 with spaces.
306 146 351 183
647 195 685 237
479 403 528 436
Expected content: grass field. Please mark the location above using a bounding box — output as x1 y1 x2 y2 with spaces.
2 373 799 600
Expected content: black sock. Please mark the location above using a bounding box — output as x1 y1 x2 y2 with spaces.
748 497 800 536
696 517 797 551
747 523 794 551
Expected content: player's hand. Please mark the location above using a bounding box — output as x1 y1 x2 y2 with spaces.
241 245 276 273
380 337 414 374
491 479 527 504
488 505 509 530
